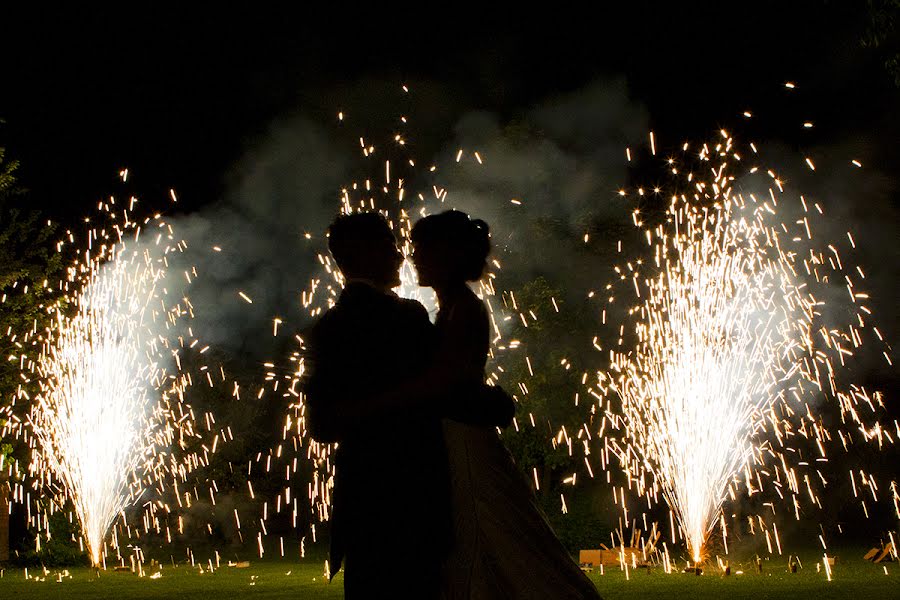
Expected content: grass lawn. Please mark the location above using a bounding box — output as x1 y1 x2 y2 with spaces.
0 548 896 599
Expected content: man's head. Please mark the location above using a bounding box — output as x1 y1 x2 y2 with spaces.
327 212 403 289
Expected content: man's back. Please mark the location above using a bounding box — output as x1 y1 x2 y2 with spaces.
305 282 451 595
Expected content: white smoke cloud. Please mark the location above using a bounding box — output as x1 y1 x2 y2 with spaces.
432 79 650 296
163 115 352 354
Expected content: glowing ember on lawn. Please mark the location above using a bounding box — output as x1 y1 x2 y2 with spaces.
599 130 895 563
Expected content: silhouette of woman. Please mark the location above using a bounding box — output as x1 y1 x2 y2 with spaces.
411 210 602 600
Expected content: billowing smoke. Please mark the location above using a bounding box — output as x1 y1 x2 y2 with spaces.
154 77 895 392
431 79 650 296
143 79 652 357
165 116 352 355
732 140 899 384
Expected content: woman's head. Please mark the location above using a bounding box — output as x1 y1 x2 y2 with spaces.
411 210 490 288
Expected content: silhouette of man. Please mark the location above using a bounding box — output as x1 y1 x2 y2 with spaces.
305 212 511 599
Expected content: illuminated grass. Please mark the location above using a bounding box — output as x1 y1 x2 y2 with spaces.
0 548 895 599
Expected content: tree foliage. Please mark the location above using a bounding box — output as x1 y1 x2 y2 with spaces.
862 0 900 86
0 145 63 476
496 277 613 549
0 146 63 364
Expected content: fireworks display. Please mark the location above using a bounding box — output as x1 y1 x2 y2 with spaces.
0 86 895 586
3 10 900 595
597 130 896 563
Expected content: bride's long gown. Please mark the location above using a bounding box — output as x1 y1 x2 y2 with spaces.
438 289 602 600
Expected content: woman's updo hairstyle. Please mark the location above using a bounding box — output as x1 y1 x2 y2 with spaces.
411 210 491 282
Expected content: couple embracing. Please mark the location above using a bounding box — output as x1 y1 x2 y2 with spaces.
305 210 601 599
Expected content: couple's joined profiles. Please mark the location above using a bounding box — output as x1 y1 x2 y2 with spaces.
305 210 602 599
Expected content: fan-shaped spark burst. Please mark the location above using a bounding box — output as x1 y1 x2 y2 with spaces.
22 203 209 567
602 131 893 563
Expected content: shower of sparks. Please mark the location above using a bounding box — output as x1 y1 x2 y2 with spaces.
30 246 163 566
597 130 895 563
4 196 223 567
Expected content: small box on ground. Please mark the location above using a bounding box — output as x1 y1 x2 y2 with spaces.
579 548 643 567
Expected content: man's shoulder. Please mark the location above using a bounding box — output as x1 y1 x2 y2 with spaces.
395 297 430 322
338 286 429 321
309 301 360 347
313 289 430 337
311 304 341 334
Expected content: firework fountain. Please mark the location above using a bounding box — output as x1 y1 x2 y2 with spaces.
600 130 895 564
15 196 217 567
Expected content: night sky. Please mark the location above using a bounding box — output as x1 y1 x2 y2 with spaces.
2 4 898 218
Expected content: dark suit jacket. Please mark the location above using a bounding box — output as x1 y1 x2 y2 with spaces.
305 282 452 576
